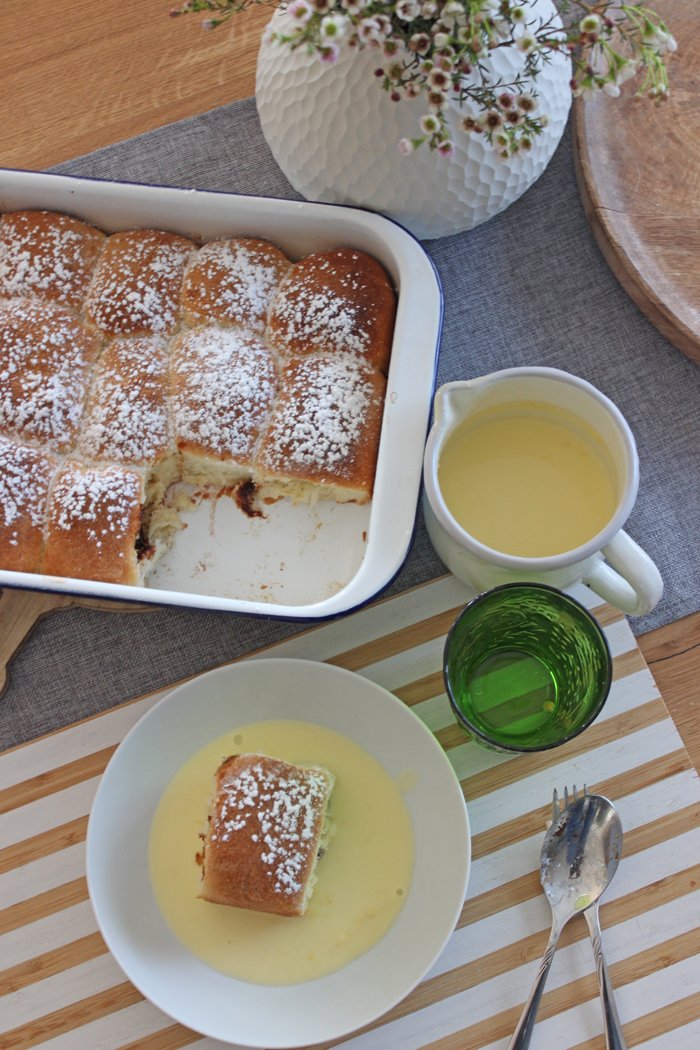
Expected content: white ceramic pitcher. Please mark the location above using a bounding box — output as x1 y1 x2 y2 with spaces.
422 367 663 617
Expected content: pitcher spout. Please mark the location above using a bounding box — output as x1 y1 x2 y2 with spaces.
432 378 487 431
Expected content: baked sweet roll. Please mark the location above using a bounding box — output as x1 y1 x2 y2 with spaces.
171 326 278 488
266 248 396 373
42 460 156 585
0 437 58 573
256 353 386 505
84 228 194 337
199 753 335 917
0 209 105 310
0 299 101 453
79 334 175 475
181 238 291 336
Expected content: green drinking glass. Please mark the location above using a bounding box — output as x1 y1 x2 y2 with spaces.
443 583 612 753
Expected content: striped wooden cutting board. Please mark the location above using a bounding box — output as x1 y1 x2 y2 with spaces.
1 575 699 1049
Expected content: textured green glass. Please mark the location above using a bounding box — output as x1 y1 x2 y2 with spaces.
444 584 612 753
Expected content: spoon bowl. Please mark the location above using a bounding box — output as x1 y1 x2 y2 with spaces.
507 792 624 1049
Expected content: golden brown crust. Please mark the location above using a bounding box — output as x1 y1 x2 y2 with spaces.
200 753 335 917
43 461 146 585
266 248 396 373
84 228 194 337
0 209 105 310
0 206 395 585
181 237 291 335
0 438 58 573
0 299 101 453
255 353 387 504
78 335 172 468
171 326 278 482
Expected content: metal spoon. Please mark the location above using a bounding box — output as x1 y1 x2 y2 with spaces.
507 791 625 1050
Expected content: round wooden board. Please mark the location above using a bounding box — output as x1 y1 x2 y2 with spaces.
573 0 699 365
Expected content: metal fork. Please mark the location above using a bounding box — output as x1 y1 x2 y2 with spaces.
554 786 627 1050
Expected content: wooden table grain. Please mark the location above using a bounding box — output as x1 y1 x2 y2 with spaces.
1 0 698 774
574 0 700 366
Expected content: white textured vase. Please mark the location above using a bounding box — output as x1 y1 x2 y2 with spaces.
256 4 572 240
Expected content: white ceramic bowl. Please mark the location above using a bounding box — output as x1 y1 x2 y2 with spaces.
86 658 470 1047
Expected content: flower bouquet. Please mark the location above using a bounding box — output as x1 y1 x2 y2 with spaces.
173 1 676 157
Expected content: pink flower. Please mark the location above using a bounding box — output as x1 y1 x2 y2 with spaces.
319 42 340 62
288 0 313 23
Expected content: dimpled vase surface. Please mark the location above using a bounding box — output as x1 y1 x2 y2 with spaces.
255 4 572 240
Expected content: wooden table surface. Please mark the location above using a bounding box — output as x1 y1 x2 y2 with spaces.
1 0 698 770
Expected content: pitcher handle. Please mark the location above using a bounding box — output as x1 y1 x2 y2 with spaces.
582 531 663 617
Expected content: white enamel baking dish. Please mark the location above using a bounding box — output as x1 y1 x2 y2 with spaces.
0 168 443 618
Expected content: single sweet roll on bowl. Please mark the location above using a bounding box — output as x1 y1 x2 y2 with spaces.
199 753 336 918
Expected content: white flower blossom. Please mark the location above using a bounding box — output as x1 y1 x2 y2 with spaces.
357 16 384 43
644 27 677 53
396 0 420 21
516 32 537 54
320 13 348 38
288 0 313 23
442 0 466 27
580 14 601 34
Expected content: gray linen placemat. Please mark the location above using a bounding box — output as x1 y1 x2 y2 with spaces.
1 98 698 748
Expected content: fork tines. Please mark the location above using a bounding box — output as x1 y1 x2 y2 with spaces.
552 784 589 821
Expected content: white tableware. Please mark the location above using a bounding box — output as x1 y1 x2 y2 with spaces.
0 168 443 618
86 658 470 1048
422 366 663 616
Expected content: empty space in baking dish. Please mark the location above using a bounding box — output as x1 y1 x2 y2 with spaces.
149 487 370 606
0 170 443 618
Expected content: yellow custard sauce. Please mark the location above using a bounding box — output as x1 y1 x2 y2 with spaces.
149 719 414 985
437 400 619 557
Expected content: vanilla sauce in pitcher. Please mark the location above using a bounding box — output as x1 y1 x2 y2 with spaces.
437 400 618 557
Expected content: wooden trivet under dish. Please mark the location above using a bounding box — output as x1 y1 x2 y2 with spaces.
0 588 153 697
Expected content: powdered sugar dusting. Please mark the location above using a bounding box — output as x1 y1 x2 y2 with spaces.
79 336 169 464
269 271 370 357
86 230 193 335
51 462 142 544
172 327 277 459
0 210 104 308
182 239 290 335
211 756 331 897
261 354 379 475
0 300 99 452
0 436 54 533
